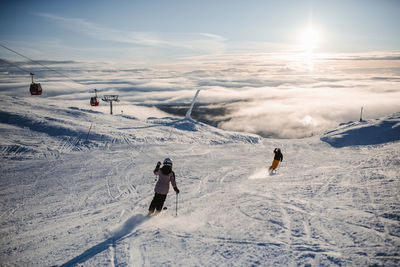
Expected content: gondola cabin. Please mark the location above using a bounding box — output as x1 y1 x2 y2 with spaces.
29 73 42 95
30 83 42 95
90 96 99 106
90 89 99 106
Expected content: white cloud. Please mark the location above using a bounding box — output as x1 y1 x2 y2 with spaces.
1 52 399 138
34 13 226 55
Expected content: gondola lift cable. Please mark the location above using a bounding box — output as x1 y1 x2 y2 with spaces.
0 57 32 75
0 43 99 100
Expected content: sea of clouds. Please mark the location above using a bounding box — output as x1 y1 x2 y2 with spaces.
1 52 399 138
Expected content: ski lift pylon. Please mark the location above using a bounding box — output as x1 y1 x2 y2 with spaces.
102 95 119 115
90 89 99 106
29 73 42 95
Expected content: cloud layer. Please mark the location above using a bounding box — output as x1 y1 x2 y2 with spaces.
1 52 400 138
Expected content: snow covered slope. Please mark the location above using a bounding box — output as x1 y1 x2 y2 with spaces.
0 96 260 159
0 96 399 266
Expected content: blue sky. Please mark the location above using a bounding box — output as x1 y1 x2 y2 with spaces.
1 0 399 62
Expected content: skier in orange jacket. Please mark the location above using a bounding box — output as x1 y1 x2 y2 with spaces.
269 148 283 173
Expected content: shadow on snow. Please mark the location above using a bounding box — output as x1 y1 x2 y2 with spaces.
59 214 147 267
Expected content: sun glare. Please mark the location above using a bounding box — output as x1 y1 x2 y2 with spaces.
297 25 321 71
300 27 319 53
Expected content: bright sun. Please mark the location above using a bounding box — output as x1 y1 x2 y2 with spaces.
299 27 319 53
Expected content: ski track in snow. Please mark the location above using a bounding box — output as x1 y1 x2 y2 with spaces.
0 96 399 266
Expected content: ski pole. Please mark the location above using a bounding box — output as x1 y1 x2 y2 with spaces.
176 193 178 216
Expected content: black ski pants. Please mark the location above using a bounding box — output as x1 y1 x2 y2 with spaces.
149 193 167 213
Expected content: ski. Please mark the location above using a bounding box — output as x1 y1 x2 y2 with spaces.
147 207 167 217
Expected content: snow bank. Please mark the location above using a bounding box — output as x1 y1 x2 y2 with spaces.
147 117 261 145
321 112 400 147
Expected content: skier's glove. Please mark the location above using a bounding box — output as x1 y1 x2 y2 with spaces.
174 187 180 194
154 162 161 174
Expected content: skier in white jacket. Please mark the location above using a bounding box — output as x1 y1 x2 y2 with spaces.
148 158 179 215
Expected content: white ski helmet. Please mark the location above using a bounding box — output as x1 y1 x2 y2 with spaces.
163 158 173 167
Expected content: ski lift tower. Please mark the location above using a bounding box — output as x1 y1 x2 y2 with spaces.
102 95 120 115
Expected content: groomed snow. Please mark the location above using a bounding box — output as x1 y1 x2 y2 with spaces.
0 96 399 266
